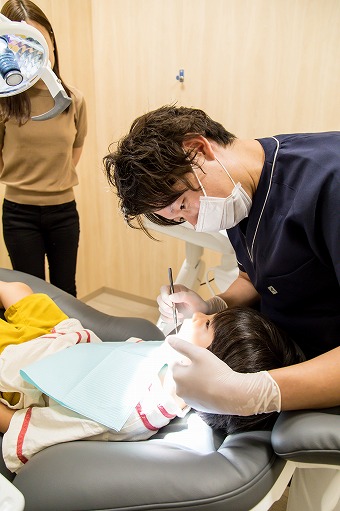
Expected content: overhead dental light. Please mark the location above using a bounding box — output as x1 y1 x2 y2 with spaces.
0 13 71 120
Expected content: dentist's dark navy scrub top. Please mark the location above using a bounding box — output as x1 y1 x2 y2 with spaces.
227 132 340 359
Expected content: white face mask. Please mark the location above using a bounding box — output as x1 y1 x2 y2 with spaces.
194 157 252 232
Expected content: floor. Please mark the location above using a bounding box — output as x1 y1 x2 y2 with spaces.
269 488 289 511
83 289 160 324
83 289 289 511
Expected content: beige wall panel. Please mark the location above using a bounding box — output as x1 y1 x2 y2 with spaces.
92 0 221 299
92 0 340 301
0 0 339 303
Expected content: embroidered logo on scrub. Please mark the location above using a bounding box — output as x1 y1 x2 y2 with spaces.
268 286 278 295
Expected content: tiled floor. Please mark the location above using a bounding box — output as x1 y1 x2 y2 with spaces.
84 289 289 511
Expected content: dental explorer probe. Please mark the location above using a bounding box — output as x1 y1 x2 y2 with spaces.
168 267 178 334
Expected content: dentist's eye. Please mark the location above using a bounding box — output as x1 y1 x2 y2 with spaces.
205 319 210 329
180 202 185 210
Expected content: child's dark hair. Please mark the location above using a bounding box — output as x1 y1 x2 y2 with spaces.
196 307 305 435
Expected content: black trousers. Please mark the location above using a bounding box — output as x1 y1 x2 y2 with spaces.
2 199 80 297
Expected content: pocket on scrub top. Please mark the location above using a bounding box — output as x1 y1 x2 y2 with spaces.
260 256 333 309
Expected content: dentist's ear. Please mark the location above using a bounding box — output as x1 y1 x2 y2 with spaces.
182 135 216 161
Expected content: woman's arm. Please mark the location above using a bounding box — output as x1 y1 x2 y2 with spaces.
72 146 84 167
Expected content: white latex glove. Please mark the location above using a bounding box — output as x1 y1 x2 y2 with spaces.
157 284 209 323
167 337 281 416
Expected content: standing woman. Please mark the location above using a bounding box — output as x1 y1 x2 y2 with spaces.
0 0 87 296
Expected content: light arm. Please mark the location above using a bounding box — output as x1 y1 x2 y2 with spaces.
31 65 71 121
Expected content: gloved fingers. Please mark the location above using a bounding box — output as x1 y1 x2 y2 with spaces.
169 290 208 320
157 298 174 322
157 285 176 321
167 337 282 415
167 336 203 363
157 285 189 313
157 285 196 321
159 284 189 306
158 285 173 307
164 336 192 365
170 290 194 305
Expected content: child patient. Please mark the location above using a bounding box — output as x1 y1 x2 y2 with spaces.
0 281 304 473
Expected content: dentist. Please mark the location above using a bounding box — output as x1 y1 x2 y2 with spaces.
104 104 340 419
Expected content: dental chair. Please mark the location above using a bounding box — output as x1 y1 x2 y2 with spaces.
272 407 340 510
0 268 339 511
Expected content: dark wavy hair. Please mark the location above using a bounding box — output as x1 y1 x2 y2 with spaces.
0 0 71 125
197 307 306 435
103 105 236 237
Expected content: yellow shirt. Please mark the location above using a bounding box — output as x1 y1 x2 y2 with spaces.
0 85 87 205
0 293 68 405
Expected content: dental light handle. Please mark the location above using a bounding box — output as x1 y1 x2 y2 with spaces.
0 14 72 120
32 64 71 121
0 36 23 86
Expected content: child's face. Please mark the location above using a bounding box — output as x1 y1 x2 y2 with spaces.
189 312 215 348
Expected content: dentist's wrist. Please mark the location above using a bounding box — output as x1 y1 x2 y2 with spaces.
206 296 228 314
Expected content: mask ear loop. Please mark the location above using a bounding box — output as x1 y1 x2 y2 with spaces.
192 168 207 196
215 156 237 188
